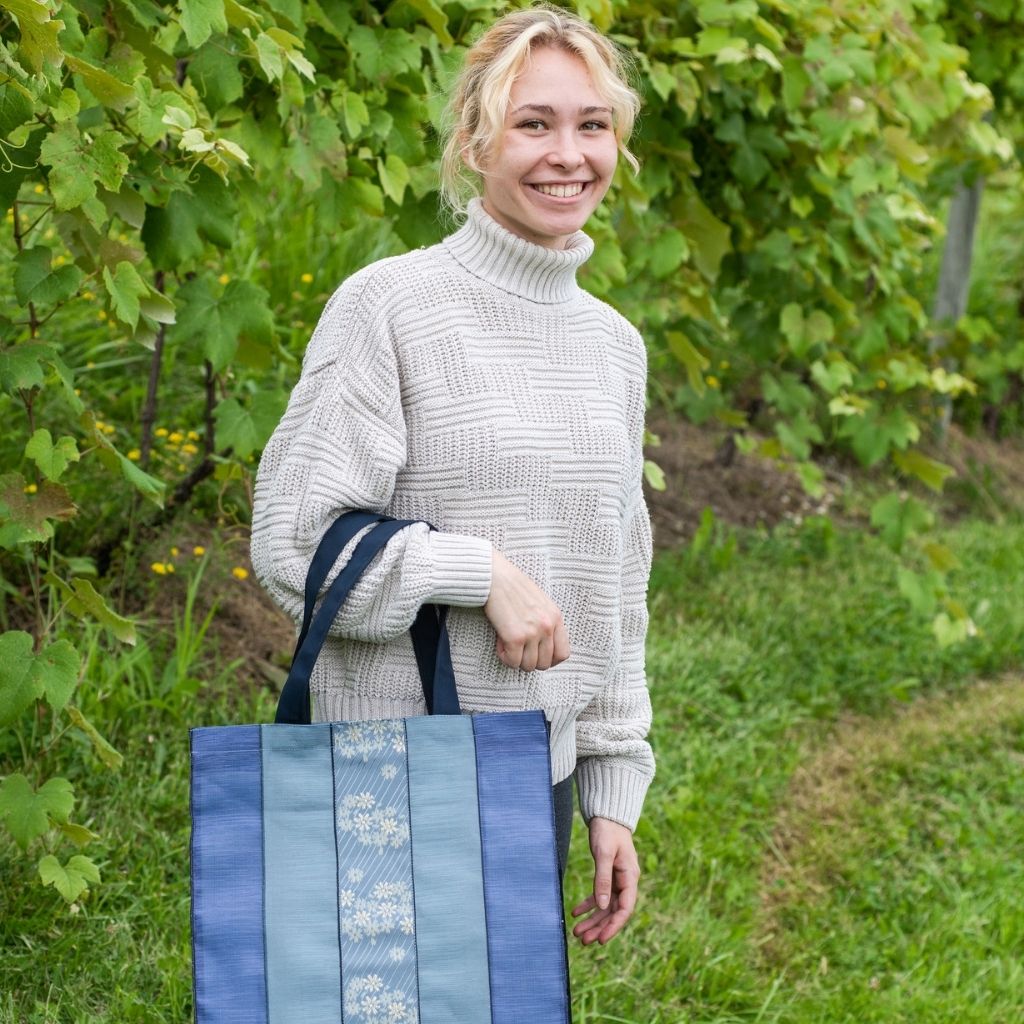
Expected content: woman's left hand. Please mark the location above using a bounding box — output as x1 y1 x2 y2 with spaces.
570 816 641 945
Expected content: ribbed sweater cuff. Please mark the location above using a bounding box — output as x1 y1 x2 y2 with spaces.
575 758 652 833
425 531 493 607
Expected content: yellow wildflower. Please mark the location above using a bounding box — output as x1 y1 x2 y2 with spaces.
127 449 141 461
300 272 313 284
218 273 230 285
187 430 201 441
155 427 169 438
82 290 94 300
24 482 38 494
232 567 249 581
54 254 65 267
168 431 184 443
151 562 169 575
102 423 115 434
876 379 887 389
97 310 107 321
706 375 720 389
170 546 179 557
182 442 199 455
34 183 45 194
193 546 206 557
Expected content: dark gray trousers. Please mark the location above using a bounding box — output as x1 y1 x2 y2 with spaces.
553 772 574 880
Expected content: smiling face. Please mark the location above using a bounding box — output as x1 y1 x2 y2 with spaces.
476 45 619 250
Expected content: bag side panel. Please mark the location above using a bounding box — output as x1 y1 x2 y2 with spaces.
190 725 268 1024
474 711 571 1024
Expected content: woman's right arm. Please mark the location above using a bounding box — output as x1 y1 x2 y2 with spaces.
249 273 494 642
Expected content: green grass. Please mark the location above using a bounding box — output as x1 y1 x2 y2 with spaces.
2 517 1024 1022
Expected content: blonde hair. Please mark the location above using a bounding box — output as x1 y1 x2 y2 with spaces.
437 2 643 224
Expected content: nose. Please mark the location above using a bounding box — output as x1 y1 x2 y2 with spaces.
544 126 586 171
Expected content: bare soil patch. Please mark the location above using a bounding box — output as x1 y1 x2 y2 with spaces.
125 517 296 687
642 417 1024 551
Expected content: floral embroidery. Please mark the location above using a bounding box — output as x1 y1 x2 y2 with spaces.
333 719 418 1020
343 975 418 1024
341 881 414 943
336 792 410 851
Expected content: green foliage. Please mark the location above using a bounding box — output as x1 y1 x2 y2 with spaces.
1 0 1022 911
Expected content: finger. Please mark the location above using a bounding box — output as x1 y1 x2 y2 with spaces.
591 843 614 911
571 904 611 933
593 867 638 944
570 894 597 917
499 635 524 669
535 632 554 670
553 621 571 665
574 908 614 944
520 636 539 672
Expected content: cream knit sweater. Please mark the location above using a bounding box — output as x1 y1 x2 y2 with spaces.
250 196 655 831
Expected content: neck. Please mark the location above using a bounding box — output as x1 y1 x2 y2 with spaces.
442 196 595 304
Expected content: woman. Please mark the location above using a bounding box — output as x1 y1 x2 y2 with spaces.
251 2 654 948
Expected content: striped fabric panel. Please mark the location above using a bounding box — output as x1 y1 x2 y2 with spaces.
474 711 571 1024
190 725 268 1024
332 720 419 1024
405 716 491 1024
192 711 571 1024
261 724 342 1023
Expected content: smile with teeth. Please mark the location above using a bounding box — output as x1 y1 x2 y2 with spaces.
530 182 587 198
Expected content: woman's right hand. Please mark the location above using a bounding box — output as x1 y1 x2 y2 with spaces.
483 549 571 672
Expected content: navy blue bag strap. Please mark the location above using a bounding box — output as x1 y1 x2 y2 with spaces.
291 509 387 661
275 513 461 724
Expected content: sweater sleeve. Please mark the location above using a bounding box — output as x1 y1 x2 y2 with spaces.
573 327 655 832
249 273 493 642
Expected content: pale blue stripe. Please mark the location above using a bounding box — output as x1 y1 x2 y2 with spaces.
406 716 491 1023
261 725 341 1024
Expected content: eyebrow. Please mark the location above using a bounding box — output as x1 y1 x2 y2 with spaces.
510 104 613 117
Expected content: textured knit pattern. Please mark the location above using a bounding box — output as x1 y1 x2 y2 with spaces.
250 196 655 830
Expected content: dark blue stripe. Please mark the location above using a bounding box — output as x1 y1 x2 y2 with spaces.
190 725 268 1024
473 712 570 1024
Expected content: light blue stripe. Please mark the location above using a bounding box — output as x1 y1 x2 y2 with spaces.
332 720 419 1024
190 725 267 1024
474 711 570 1024
406 716 491 1023
261 724 341 1024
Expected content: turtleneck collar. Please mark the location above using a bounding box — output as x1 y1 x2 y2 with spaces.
442 196 595 304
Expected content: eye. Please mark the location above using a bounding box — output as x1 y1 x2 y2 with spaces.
583 120 610 131
516 119 611 131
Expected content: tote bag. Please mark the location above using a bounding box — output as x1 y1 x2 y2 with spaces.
189 510 572 1024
